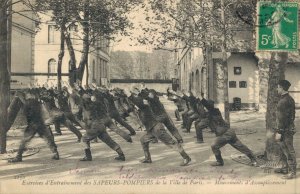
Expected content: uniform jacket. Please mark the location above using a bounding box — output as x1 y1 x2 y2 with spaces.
201 98 229 136
129 95 158 131
276 93 295 133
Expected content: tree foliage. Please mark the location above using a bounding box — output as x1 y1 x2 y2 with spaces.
136 0 256 50
110 50 174 79
35 0 142 84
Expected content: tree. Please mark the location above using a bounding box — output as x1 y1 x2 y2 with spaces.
110 51 135 79
0 0 10 153
36 0 141 86
0 0 39 153
137 0 251 124
264 52 288 161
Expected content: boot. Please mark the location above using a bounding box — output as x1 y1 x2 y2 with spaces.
140 158 152 163
177 139 184 144
211 154 224 166
196 128 204 143
54 122 62 135
180 156 191 166
52 151 60 160
80 149 92 161
179 150 191 166
115 154 125 161
247 154 259 167
140 146 152 163
282 172 296 179
274 167 288 174
129 131 136 136
127 137 133 143
77 134 82 143
8 155 22 163
114 148 125 161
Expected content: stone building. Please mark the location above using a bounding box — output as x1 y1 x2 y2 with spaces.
9 0 36 89
34 13 110 87
174 1 300 112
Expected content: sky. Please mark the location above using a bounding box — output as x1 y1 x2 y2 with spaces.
111 2 154 53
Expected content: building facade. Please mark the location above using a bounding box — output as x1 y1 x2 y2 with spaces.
34 14 110 87
10 0 36 89
174 1 300 111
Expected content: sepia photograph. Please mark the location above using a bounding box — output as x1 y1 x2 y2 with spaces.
0 0 299 194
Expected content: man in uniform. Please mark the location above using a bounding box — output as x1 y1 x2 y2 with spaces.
8 89 59 163
274 80 297 179
102 89 136 136
142 89 183 143
40 89 82 142
129 87 191 166
79 90 128 161
197 94 258 167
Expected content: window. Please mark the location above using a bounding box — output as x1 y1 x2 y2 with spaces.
239 81 247 88
48 58 57 77
229 81 237 88
68 25 78 32
48 25 56 43
234 67 242 75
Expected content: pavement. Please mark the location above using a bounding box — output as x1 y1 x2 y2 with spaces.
0 96 299 194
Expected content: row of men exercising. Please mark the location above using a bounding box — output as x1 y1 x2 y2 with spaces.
168 90 259 167
8 86 191 166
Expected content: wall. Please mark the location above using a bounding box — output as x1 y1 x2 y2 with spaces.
285 64 300 106
10 0 35 89
227 53 259 109
110 82 172 94
177 47 205 94
34 13 110 87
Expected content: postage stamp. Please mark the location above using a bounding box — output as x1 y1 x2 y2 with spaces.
256 1 298 51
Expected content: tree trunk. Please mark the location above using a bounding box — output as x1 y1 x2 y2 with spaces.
76 1 90 83
57 24 65 91
265 52 288 161
0 4 10 153
76 27 89 83
220 0 230 125
65 31 76 86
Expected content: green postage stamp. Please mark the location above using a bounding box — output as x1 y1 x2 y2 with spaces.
256 2 299 51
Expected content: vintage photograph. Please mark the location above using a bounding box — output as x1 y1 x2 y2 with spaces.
0 0 299 194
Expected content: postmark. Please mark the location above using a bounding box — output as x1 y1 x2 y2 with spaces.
256 2 299 51
235 0 281 28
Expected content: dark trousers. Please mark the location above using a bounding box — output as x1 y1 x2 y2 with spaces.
140 123 177 146
101 117 131 142
186 113 200 132
194 118 209 141
156 114 183 142
18 122 57 156
45 110 82 139
175 109 181 121
140 123 189 160
278 131 297 173
181 110 191 128
211 129 254 158
82 119 120 151
111 113 136 134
